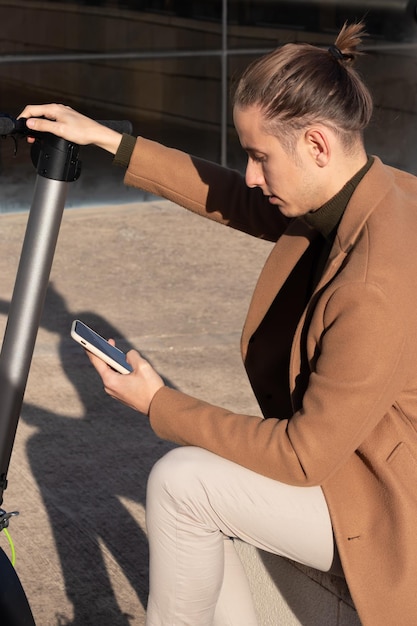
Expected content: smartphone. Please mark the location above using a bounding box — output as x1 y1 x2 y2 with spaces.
71 319 133 375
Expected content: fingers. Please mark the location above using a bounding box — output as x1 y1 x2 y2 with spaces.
86 347 164 415
17 104 81 146
19 103 71 135
19 104 92 145
85 349 113 377
19 103 66 119
19 103 70 119
17 103 123 153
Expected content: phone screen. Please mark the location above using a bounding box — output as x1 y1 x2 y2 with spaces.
72 320 133 373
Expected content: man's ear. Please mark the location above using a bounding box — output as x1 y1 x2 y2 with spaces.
304 127 331 167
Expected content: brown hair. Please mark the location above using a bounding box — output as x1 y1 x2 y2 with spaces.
232 23 373 151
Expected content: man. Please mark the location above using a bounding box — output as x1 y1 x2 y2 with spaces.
20 22 417 625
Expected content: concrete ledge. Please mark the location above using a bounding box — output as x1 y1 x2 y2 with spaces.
234 540 361 626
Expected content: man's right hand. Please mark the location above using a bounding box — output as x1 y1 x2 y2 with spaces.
18 103 123 154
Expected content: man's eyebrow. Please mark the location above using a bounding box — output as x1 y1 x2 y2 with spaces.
243 146 263 155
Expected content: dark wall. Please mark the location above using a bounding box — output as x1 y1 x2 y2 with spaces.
1 0 417 210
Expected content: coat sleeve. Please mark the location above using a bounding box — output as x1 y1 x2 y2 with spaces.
124 136 290 241
148 280 407 486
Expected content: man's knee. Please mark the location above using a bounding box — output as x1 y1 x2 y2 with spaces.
147 446 207 501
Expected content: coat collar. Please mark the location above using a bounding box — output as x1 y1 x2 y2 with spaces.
331 156 392 257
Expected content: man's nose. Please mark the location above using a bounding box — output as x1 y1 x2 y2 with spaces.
245 160 265 188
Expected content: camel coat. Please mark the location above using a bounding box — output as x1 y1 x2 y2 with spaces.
124 137 417 625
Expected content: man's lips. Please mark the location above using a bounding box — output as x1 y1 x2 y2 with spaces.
268 195 280 205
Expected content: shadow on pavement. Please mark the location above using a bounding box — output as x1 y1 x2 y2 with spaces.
0 283 175 625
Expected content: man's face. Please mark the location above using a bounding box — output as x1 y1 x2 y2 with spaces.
233 104 326 218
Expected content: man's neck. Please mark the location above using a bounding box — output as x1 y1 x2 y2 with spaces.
303 155 374 240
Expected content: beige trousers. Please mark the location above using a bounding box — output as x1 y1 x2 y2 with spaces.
145 446 338 626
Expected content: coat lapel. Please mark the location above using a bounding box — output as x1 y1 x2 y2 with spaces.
288 243 349 397
241 219 319 359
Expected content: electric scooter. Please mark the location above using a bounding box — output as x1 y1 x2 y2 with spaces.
0 113 131 624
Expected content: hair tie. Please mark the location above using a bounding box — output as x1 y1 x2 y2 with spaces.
328 44 347 61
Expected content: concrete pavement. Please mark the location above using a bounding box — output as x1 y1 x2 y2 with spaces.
0 199 271 625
